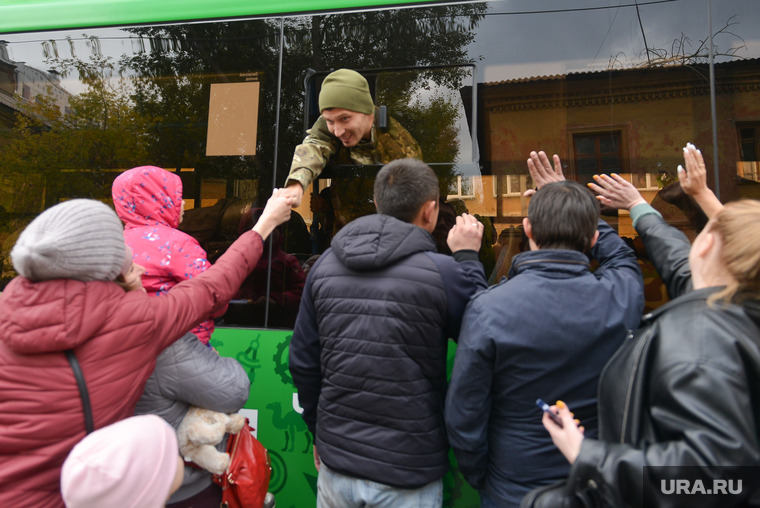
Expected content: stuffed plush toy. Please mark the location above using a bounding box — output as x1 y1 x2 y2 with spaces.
176 406 246 474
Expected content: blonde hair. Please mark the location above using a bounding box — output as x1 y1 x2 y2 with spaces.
708 200 760 304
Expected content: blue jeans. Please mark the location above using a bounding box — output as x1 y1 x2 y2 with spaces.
316 463 443 508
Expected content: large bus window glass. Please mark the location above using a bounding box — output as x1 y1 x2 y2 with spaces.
0 20 286 332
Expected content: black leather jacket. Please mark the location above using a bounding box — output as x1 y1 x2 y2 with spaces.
569 213 760 508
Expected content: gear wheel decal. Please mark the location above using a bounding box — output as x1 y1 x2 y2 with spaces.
273 334 294 387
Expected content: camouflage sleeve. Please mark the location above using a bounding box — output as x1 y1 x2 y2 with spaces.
374 116 423 163
285 116 338 190
396 118 423 160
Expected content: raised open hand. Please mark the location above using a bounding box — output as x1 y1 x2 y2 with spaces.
678 143 708 198
676 142 724 219
587 173 646 211
524 151 565 197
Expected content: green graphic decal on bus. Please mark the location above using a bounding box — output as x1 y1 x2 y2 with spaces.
212 327 479 508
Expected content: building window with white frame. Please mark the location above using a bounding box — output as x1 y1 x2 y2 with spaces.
447 175 476 199
492 174 533 197
631 173 659 191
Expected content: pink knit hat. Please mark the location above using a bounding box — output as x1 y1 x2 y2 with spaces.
61 415 180 508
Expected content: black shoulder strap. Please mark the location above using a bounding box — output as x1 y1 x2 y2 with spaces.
64 349 94 435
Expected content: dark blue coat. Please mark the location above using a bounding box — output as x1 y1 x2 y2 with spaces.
445 220 644 508
290 213 486 489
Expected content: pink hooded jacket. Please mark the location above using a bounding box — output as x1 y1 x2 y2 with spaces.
112 166 223 344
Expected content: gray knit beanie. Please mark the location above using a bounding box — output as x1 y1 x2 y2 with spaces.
319 69 375 115
11 199 131 282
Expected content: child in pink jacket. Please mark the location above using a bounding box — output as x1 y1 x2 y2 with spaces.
112 166 224 345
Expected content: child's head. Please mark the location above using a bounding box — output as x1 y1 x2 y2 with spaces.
61 415 184 508
112 166 184 229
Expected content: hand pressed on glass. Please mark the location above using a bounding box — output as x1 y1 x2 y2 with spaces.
678 143 723 219
524 151 565 197
446 213 483 253
587 173 647 211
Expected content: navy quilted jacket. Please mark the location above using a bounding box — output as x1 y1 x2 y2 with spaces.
290 214 486 489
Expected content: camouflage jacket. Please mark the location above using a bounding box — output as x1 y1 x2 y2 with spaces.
286 108 423 190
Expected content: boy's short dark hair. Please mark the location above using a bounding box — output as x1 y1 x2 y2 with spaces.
528 180 600 252
374 159 439 223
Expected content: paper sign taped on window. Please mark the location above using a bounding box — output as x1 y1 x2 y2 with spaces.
206 81 260 156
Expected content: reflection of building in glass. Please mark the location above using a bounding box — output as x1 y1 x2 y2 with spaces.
0 41 72 132
0 43 16 129
1 42 77 288
469 57 760 234
737 122 760 182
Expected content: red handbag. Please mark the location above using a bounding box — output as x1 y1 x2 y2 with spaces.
213 418 272 508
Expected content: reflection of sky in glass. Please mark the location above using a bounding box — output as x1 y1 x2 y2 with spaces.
411 80 475 164
3 1 760 92
468 0 760 83
3 28 145 94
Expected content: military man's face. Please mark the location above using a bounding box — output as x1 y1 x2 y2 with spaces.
322 108 374 148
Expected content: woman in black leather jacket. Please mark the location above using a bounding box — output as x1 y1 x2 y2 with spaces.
539 144 760 508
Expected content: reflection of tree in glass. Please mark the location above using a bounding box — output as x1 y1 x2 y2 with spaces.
0 55 151 288
0 4 488 281
608 16 747 69
294 6 486 81
295 7 486 188
122 21 282 189
377 74 462 164
0 55 150 205
119 5 485 186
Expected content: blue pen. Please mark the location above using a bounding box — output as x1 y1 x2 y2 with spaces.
536 398 563 428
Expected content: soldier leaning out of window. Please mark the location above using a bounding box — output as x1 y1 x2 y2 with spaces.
282 68 422 208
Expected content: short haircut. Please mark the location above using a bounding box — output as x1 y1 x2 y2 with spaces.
374 158 439 223
528 180 600 252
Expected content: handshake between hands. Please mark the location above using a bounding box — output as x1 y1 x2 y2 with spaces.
263 188 486 253
268 142 717 259
252 189 299 240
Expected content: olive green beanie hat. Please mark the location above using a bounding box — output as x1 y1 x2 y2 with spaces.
318 69 374 115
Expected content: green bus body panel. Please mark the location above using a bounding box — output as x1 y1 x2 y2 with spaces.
0 0 447 34
211 327 480 508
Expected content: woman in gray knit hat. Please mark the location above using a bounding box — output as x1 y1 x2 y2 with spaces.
0 191 293 508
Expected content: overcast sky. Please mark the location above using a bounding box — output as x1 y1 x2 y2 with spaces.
2 0 759 92
468 0 760 82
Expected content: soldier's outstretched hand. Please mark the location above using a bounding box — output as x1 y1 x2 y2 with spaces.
283 182 305 208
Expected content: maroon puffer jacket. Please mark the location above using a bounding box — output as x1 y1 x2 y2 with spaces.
0 230 263 508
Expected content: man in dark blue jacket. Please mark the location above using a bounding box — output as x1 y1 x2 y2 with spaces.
290 158 487 508
445 152 644 508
